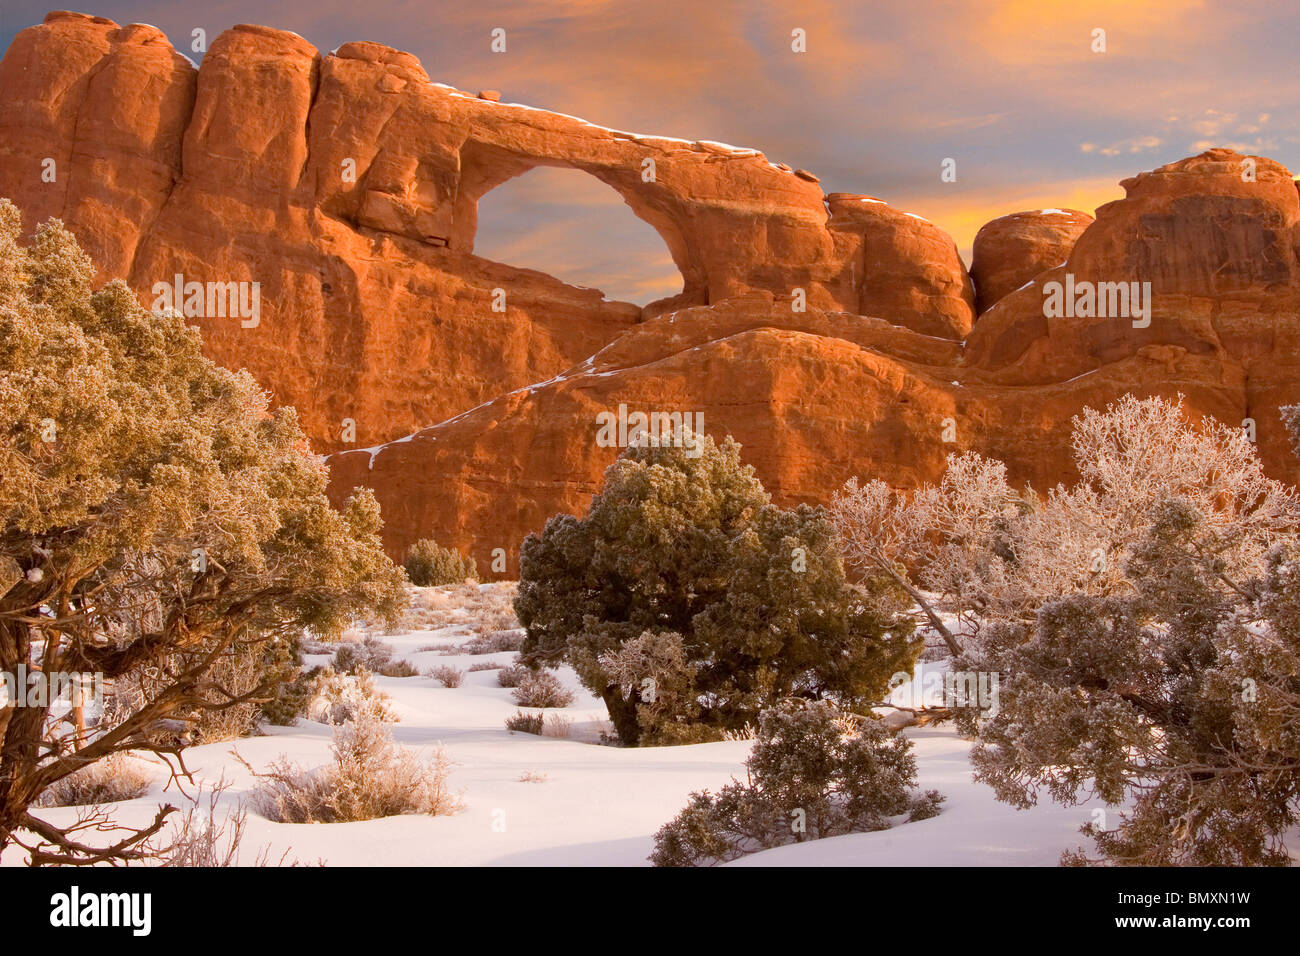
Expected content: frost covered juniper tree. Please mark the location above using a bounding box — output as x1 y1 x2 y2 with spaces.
831 395 1299 647
515 431 921 745
835 394 1300 864
0 204 406 865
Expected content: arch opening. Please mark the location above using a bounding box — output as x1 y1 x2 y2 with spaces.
472 165 685 306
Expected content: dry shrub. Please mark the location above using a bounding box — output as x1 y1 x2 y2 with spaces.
387 582 520 635
586 716 618 744
305 666 394 725
246 700 460 824
721 723 758 742
518 770 548 783
446 628 525 656
334 635 396 674
467 661 502 672
497 663 529 688
505 711 545 734
37 752 154 807
158 781 303 867
511 670 575 708
427 665 464 688
377 658 420 678
543 713 573 738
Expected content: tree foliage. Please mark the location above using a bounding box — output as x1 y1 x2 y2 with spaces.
516 432 919 745
403 538 477 587
835 395 1300 864
0 203 406 864
650 701 941 866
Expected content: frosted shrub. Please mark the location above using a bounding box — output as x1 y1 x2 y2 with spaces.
505 711 545 734
428 665 464 688
497 663 530 688
332 635 416 676
831 395 1300 653
247 699 460 824
651 702 942 866
511 670 575 708
158 782 299 867
38 753 154 807
453 628 525 655
305 666 394 725
834 396 1300 865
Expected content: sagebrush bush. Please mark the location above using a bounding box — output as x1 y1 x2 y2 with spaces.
404 538 478 587
651 701 942 866
428 665 464 688
305 666 394 725
247 700 460 823
543 713 573 738
468 661 503 672
505 711 545 734
450 628 525 656
511 670 575 708
497 663 530 688
333 635 406 675
392 582 518 635
37 753 154 807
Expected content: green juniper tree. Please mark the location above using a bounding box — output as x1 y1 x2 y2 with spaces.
515 432 920 745
403 537 477 586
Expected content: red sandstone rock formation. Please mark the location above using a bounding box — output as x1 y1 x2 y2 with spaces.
0 12 972 455
3 14 1299 571
332 148 1300 569
970 208 1093 314
826 194 975 339
965 151 1300 477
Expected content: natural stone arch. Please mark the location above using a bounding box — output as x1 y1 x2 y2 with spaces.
471 164 687 305
452 138 703 313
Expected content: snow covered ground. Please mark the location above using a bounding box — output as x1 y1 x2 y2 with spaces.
5 586 1118 867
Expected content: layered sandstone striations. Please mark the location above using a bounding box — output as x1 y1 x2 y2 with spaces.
3 15 1299 569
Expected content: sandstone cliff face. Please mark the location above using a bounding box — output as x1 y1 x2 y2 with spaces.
0 12 974 455
3 14 1299 571
826 194 975 339
970 208 1093 314
964 150 1300 464
327 297 1248 571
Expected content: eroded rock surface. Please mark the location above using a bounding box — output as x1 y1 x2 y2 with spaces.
970 208 1093 314
3 15 1299 569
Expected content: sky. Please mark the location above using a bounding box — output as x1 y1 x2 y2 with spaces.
3 0 1299 303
